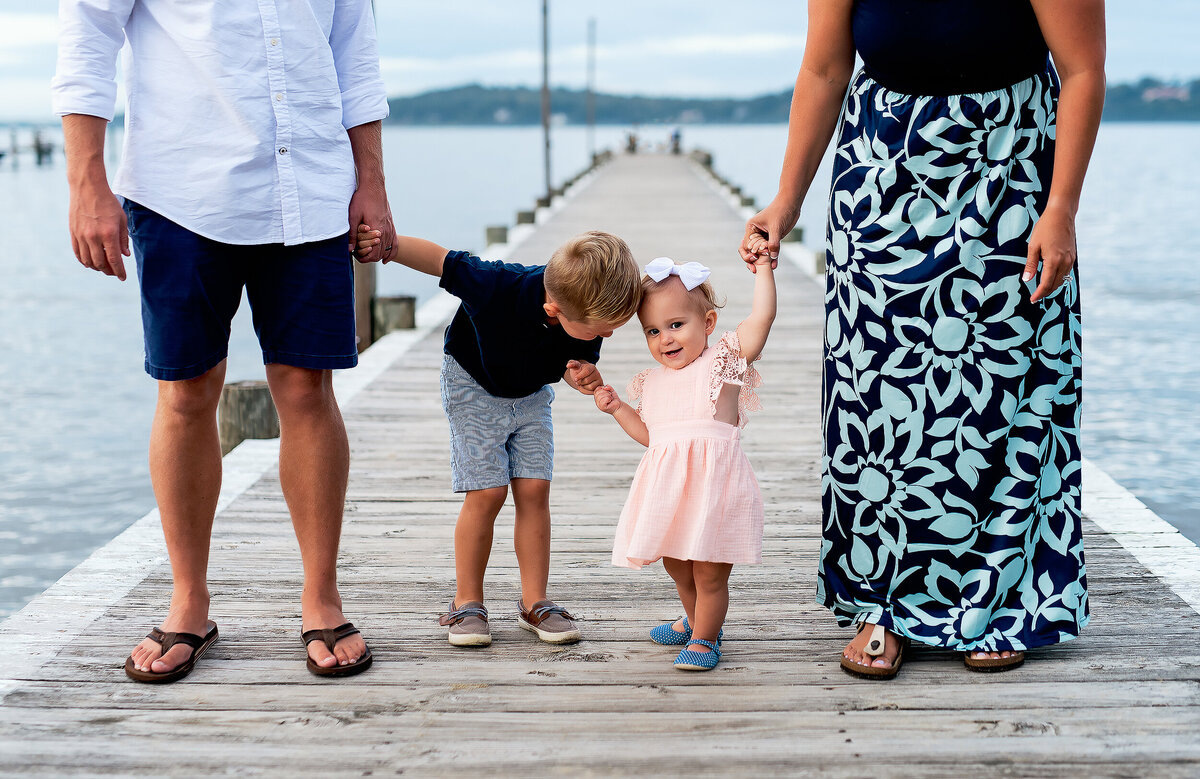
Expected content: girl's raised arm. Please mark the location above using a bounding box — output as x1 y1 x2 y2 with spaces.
736 258 777 364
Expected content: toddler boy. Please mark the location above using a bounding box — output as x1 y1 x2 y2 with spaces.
356 227 642 645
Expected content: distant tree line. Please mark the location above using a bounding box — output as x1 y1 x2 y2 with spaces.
385 79 1200 125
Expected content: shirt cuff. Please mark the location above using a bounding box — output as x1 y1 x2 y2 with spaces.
50 76 119 121
341 83 390 130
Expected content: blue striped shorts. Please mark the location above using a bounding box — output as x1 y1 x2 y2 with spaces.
440 354 555 492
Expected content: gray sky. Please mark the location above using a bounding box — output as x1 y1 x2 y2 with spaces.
3 0 1198 121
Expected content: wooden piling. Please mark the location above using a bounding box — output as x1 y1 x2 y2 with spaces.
486 225 509 245
217 380 279 454
372 295 417 335
353 260 376 351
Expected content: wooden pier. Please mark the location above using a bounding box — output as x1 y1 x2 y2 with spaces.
2 153 1200 777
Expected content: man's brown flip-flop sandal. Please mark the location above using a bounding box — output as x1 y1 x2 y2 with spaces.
302 622 373 677
124 622 219 683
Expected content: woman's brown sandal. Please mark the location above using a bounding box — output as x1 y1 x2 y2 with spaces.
302 622 373 677
839 622 907 680
964 650 1025 672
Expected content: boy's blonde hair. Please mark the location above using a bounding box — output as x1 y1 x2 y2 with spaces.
545 231 642 324
641 272 725 315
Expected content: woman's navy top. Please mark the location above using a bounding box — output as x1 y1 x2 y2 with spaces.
852 0 1049 96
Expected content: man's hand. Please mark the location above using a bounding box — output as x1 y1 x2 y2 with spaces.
70 183 130 280
63 113 129 280
594 385 621 414
346 120 394 263
566 359 603 395
348 182 394 264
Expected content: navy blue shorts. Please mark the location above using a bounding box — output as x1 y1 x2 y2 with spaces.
124 201 359 381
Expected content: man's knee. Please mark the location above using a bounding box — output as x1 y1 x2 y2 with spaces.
157 366 224 418
266 364 333 415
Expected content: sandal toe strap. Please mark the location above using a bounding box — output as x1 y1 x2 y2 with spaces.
302 622 361 651
147 627 207 655
863 623 887 658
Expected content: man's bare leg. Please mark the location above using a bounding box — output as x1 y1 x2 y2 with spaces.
128 362 225 674
266 363 364 668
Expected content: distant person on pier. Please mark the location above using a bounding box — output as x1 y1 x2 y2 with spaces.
53 0 396 682
742 0 1105 678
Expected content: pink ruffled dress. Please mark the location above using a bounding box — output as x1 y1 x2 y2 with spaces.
612 331 764 569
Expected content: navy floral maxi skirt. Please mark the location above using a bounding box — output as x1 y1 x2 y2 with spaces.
815 67 1088 652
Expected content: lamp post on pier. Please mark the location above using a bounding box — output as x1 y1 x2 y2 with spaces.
541 0 552 199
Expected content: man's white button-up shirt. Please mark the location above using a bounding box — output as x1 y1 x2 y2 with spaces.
52 0 390 246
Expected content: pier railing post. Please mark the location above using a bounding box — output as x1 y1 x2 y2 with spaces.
353 261 376 351
218 381 280 455
373 296 417 335
486 225 509 245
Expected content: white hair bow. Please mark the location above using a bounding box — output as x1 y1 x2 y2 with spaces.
644 257 711 290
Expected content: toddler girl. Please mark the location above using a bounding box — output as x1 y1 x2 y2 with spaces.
593 252 776 670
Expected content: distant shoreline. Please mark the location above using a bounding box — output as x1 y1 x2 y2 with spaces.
3 78 1197 129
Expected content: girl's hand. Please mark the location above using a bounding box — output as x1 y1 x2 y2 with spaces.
355 224 382 261
594 385 621 414
740 197 800 271
1022 204 1077 303
745 233 773 265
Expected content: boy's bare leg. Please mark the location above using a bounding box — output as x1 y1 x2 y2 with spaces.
687 561 732 652
128 363 225 674
511 478 551 609
266 364 364 668
453 486 509 606
661 556 696 634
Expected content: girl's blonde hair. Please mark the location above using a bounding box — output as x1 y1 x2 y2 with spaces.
640 271 725 314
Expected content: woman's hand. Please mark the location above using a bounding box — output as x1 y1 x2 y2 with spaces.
740 197 800 272
1023 204 1078 303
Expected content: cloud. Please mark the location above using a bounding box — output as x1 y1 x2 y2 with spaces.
0 77 54 121
0 13 59 50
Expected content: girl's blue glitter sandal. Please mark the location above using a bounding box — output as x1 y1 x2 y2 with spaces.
673 637 721 671
650 617 691 645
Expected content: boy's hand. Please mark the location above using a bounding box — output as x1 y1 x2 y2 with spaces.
355 224 383 261
594 385 621 414
566 360 603 395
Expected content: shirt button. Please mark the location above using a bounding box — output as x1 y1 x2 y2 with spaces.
278 147 288 155
270 38 279 46
275 93 283 101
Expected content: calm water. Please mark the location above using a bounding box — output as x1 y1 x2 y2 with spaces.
1 123 1197 618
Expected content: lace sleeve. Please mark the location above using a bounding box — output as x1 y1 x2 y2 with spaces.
708 331 762 428
626 369 654 415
